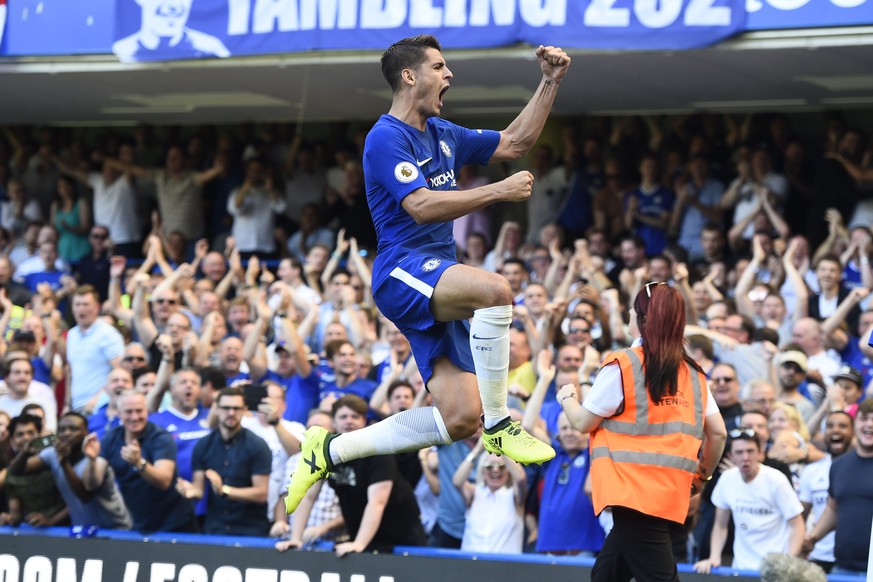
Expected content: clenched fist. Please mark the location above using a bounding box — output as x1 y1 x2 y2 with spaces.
501 171 534 202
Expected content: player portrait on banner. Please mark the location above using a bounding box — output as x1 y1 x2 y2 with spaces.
113 0 230 63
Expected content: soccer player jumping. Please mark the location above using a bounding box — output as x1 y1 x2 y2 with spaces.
286 35 571 515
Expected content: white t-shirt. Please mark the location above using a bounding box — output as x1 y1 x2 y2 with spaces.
711 464 803 570
0 380 57 432
583 357 719 419
89 173 141 244
806 350 842 387
461 484 523 554
798 455 834 563
241 415 305 518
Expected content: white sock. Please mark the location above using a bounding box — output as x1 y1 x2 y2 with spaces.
470 304 512 430
329 406 452 465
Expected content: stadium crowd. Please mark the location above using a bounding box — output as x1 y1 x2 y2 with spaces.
0 112 872 576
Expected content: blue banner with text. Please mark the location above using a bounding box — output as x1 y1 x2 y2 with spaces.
1 0 871 60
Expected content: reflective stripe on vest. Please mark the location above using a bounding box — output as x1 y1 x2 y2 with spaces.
600 349 704 440
590 446 699 473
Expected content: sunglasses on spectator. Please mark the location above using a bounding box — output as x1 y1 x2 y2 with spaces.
123 356 146 363
729 427 757 439
90 233 108 240
712 376 736 384
569 327 591 334
644 281 667 297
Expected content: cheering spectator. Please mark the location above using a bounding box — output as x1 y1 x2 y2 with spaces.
100 391 195 532
0 357 57 433
179 387 271 536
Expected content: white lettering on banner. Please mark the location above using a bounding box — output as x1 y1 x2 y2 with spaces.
0 554 20 581
179 564 210 582
410 0 442 27
151 562 177 582
278 573 311 582
444 0 467 25
635 0 682 26
747 0 866 12
520 0 567 27
685 0 730 25
584 0 630 27
300 0 357 30
470 0 515 25
361 0 406 28
214 566 244 582
56 558 104 582
22 556 51 582
253 0 299 33
123 561 140 582
228 0 737 33
0 556 397 582
763 0 809 9
245 568 279 581
228 0 252 34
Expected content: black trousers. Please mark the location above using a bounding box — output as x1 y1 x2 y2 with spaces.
591 506 680 582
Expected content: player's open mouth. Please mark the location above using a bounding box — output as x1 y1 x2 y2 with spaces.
439 85 449 107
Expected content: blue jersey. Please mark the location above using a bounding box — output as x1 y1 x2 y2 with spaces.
363 115 499 266
148 407 211 481
260 369 320 425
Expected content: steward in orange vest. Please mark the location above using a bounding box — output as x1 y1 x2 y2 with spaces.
589 345 708 524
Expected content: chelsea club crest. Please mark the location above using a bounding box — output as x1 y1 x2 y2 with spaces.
440 140 452 158
422 258 441 272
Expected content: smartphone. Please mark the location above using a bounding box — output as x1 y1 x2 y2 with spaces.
243 383 269 411
32 434 56 451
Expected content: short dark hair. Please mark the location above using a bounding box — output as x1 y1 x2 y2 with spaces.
4 356 33 377
216 386 244 404
387 380 414 401
74 284 100 303
814 253 842 270
502 257 528 273
61 411 89 427
857 398 873 417
325 339 354 360
199 366 227 390
687 334 714 361
132 366 156 384
9 413 43 436
21 403 45 417
729 427 761 450
381 35 442 92
331 394 369 418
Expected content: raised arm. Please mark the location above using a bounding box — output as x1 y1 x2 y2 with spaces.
50 154 90 186
781 238 810 321
735 236 767 319
131 273 159 348
320 229 348 290
490 45 570 162
521 350 556 444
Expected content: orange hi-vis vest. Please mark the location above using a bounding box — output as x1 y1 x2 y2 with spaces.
590 346 708 524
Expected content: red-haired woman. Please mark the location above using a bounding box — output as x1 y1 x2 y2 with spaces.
557 282 727 582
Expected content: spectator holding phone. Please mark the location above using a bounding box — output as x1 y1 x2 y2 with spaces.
2 414 68 526
9 412 131 529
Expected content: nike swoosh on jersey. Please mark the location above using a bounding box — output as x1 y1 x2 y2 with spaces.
416 157 432 167
471 334 499 340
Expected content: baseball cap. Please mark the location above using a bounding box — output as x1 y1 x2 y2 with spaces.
833 365 863 386
778 350 808 373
